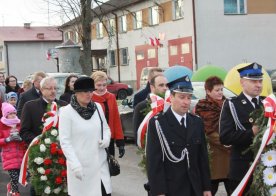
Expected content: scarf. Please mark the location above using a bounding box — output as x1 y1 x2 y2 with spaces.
1 116 20 127
195 96 225 134
70 95 96 120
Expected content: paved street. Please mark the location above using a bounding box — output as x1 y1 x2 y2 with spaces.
1 143 227 196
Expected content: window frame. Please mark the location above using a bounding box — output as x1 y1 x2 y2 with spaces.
120 48 129 66
224 0 247 15
108 18 116 36
133 10 143 29
172 0 184 20
149 6 160 26
96 22 104 39
119 15 127 33
109 50 116 66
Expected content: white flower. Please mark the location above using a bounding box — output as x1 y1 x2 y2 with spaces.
263 167 276 186
53 187 61 194
44 138 51 144
34 157 44 165
37 167 45 174
270 187 276 196
261 150 276 167
40 144 46 152
51 129 58 136
40 175 47 181
44 186 51 194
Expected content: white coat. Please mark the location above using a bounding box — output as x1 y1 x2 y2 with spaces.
59 103 111 196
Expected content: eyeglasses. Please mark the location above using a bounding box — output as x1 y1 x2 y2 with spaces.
43 87 57 91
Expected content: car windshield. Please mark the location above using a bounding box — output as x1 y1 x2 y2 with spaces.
192 82 236 100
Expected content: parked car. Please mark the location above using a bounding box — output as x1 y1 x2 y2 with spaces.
26 72 133 100
107 77 133 100
120 81 236 139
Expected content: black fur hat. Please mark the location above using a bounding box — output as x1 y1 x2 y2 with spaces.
74 77 94 92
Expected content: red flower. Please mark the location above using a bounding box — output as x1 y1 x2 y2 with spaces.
57 149 64 155
61 170 67 177
55 176 63 184
45 169 51 175
50 143 57 148
44 158 52 165
50 147 57 155
58 158 66 165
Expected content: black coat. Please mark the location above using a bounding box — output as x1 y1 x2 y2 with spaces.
133 82 150 108
146 108 211 196
59 91 74 103
20 98 67 144
17 86 40 118
219 93 264 181
133 99 148 141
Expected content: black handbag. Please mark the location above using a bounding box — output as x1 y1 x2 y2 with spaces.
96 106 120 176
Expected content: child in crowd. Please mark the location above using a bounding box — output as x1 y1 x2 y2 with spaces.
0 103 25 196
6 92 18 108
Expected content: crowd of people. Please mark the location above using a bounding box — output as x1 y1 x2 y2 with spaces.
0 62 267 196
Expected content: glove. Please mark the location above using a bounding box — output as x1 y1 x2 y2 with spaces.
118 146 125 158
5 135 22 143
73 168 84 181
99 139 109 148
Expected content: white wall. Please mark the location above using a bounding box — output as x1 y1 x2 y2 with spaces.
6 41 61 80
195 0 276 71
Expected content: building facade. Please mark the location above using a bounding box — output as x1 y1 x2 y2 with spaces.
0 24 62 80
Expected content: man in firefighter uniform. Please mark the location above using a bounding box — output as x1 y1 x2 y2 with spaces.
219 62 264 195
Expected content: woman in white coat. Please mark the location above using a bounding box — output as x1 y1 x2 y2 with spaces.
59 77 112 196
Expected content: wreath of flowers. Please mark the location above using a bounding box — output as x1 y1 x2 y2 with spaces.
28 107 67 195
249 108 276 195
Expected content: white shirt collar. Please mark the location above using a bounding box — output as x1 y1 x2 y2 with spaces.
171 108 187 127
243 92 259 106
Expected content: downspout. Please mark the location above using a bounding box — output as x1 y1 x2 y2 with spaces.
192 0 198 71
5 42 10 75
112 12 121 82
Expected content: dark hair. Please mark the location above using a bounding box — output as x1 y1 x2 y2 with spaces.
5 75 21 93
204 76 224 91
64 74 78 93
5 75 18 86
149 74 164 86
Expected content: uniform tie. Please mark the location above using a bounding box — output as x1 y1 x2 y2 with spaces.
180 117 186 128
252 98 260 109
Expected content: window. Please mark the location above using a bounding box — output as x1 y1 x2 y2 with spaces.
120 15 127 33
0 50 2 62
181 43 190 54
170 45 178 56
109 50 116 66
173 0 184 19
74 32 79 43
96 22 104 38
136 51 144 60
148 49 156 59
133 11 142 29
120 48 128 65
224 0 246 14
149 6 159 25
64 31 70 41
109 18 116 36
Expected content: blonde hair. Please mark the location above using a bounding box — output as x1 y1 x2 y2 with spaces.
23 79 32 91
33 71 47 82
91 71 108 83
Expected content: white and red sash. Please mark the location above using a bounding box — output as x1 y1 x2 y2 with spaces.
137 91 170 148
19 102 59 186
232 94 276 196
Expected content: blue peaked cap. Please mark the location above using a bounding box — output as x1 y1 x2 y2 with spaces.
167 75 193 94
237 62 263 80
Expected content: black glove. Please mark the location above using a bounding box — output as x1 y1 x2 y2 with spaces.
118 146 125 158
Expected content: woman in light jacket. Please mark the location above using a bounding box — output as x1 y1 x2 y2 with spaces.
59 77 112 196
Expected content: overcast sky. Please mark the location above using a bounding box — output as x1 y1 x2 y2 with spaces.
0 0 107 27
0 0 63 26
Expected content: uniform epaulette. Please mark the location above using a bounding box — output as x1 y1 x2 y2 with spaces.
189 112 200 118
227 96 237 100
